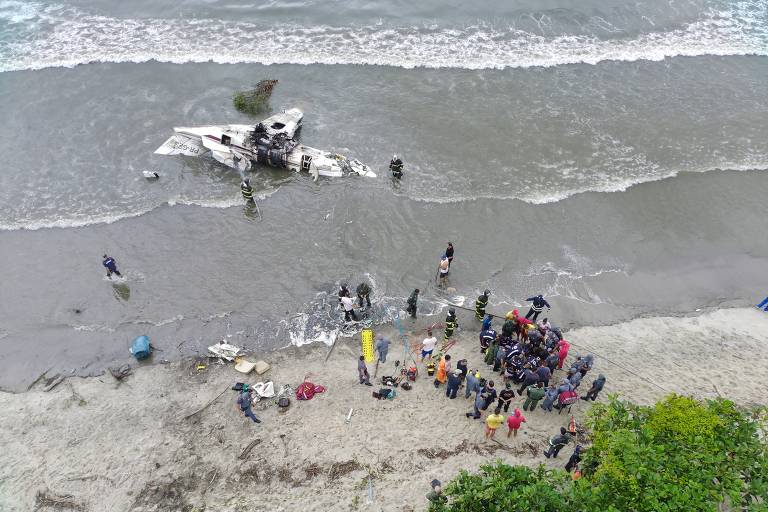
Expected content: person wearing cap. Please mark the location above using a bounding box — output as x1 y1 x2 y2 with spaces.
523 381 546 411
375 336 391 363
446 368 462 399
465 369 481 399
389 154 404 179
426 479 446 504
475 289 490 321
236 385 261 424
524 294 551 322
102 254 121 278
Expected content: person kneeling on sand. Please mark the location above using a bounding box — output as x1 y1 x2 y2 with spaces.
485 407 505 439
236 385 261 424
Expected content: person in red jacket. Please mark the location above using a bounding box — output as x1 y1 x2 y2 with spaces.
557 339 570 370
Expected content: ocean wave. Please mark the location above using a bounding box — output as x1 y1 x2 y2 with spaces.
0 188 281 231
404 165 768 205
0 1 765 72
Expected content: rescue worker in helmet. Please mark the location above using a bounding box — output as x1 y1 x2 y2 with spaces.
475 289 490 321
240 178 254 203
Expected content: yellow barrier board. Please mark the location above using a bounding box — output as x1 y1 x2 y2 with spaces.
362 329 375 363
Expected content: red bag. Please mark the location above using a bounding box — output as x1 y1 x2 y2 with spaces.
296 381 316 400
559 390 579 406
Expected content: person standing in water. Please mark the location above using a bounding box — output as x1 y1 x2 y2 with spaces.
389 154 404 178
356 281 372 309
406 288 419 319
240 178 254 203
438 256 450 285
102 254 122 278
444 242 454 267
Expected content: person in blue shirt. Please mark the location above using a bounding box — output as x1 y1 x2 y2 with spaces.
102 254 122 278
524 294 551 322
481 314 492 331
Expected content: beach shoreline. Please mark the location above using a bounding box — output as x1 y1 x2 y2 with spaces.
2 307 767 511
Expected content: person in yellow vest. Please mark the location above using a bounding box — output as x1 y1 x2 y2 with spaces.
443 308 458 348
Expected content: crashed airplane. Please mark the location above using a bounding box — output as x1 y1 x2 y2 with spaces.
154 108 376 180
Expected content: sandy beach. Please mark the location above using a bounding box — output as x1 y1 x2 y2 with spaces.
2 307 767 512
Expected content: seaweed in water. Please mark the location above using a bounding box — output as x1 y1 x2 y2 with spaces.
233 79 278 116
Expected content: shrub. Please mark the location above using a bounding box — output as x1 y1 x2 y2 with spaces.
430 395 768 512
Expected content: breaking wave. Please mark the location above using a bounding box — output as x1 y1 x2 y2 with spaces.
0 1 765 72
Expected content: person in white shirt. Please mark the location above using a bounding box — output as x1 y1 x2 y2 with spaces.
340 295 357 322
421 330 437 361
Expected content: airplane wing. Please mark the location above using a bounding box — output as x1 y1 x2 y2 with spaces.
154 133 206 157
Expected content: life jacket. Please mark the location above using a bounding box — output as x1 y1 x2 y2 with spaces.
444 315 457 333
240 183 254 199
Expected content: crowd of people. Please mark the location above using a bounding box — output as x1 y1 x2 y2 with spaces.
340 241 608 487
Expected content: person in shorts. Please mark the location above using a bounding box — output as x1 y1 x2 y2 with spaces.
485 407 505 439
421 330 437 361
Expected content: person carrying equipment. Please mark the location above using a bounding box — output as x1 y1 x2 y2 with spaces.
525 294 551 322
406 288 419 318
102 254 122 278
444 242 454 267
340 295 358 322
356 282 372 309
475 289 490 321
443 308 458 347
240 178 254 203
389 154 404 178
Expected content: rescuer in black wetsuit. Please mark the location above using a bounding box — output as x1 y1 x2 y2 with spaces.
389 154 404 179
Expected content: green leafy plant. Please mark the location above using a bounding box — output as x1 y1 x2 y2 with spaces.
430 395 768 512
233 79 278 116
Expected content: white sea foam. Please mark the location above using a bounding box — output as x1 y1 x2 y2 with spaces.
0 1 765 73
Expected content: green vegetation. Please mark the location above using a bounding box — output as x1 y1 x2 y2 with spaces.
233 79 278 116
429 395 768 512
